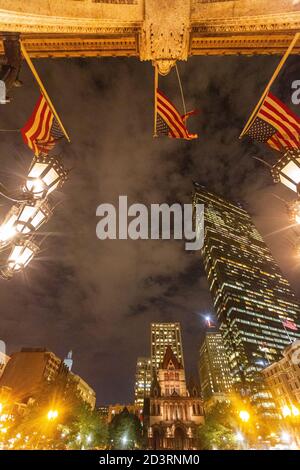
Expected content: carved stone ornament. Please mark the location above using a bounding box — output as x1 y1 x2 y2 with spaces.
139 0 190 75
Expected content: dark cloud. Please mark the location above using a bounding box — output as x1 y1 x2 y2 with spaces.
0 55 299 404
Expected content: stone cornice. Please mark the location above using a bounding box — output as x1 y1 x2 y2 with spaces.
0 9 141 34
192 12 300 35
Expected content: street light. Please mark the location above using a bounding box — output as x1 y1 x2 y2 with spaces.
271 149 300 195
24 155 68 200
235 432 244 443
14 200 52 235
47 409 58 421
239 410 250 423
281 404 300 418
6 238 39 274
0 206 20 247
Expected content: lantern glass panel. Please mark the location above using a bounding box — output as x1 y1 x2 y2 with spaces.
43 168 59 187
15 201 50 234
28 162 48 179
25 178 45 195
8 243 37 271
0 211 18 244
280 159 300 192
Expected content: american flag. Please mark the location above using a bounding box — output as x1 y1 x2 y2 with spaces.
245 92 300 151
156 89 198 140
21 94 64 155
281 318 298 331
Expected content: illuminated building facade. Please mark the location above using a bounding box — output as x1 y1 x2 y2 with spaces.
0 352 10 379
67 372 96 409
198 328 232 402
0 348 64 402
262 340 300 411
193 185 300 413
134 357 152 412
151 323 184 372
147 346 204 450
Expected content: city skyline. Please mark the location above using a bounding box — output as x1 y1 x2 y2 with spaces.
1 55 300 405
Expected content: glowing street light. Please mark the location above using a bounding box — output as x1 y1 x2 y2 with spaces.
14 200 52 235
282 404 300 418
0 206 20 247
6 238 39 273
271 150 300 195
281 431 291 444
235 432 244 443
24 155 68 200
239 410 250 423
47 409 58 421
282 405 292 418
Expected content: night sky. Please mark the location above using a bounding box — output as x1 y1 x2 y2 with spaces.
0 55 299 405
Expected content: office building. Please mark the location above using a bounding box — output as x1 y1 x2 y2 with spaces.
134 357 152 412
0 348 65 402
151 323 184 372
193 185 300 411
199 328 232 402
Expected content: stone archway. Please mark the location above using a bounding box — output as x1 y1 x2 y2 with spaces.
174 426 186 450
152 428 162 450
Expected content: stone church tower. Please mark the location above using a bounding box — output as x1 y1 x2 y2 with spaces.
145 346 204 450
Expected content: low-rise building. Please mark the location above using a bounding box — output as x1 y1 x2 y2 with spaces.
0 348 64 403
107 403 139 423
0 352 10 379
68 373 96 410
262 340 300 412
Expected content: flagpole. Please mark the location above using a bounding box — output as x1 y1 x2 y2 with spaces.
282 322 292 344
20 41 71 143
153 63 158 137
239 32 300 139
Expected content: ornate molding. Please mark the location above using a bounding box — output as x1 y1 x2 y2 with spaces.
192 12 300 34
0 36 138 58
191 35 300 56
0 9 141 34
1 2 300 69
139 0 191 75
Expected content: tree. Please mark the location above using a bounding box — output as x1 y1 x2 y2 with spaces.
109 407 143 449
6 375 108 450
197 402 236 450
62 401 108 449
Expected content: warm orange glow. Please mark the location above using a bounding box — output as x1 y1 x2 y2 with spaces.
239 410 250 423
47 409 59 421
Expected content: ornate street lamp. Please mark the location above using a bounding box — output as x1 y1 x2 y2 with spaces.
14 200 52 235
24 155 68 199
271 149 300 195
6 238 39 274
0 206 20 247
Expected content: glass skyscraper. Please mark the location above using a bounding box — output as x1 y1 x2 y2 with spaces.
193 184 300 411
151 323 184 372
134 357 152 412
199 328 232 401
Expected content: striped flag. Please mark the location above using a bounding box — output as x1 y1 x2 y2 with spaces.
21 94 64 155
156 89 198 140
282 318 298 331
245 92 300 151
